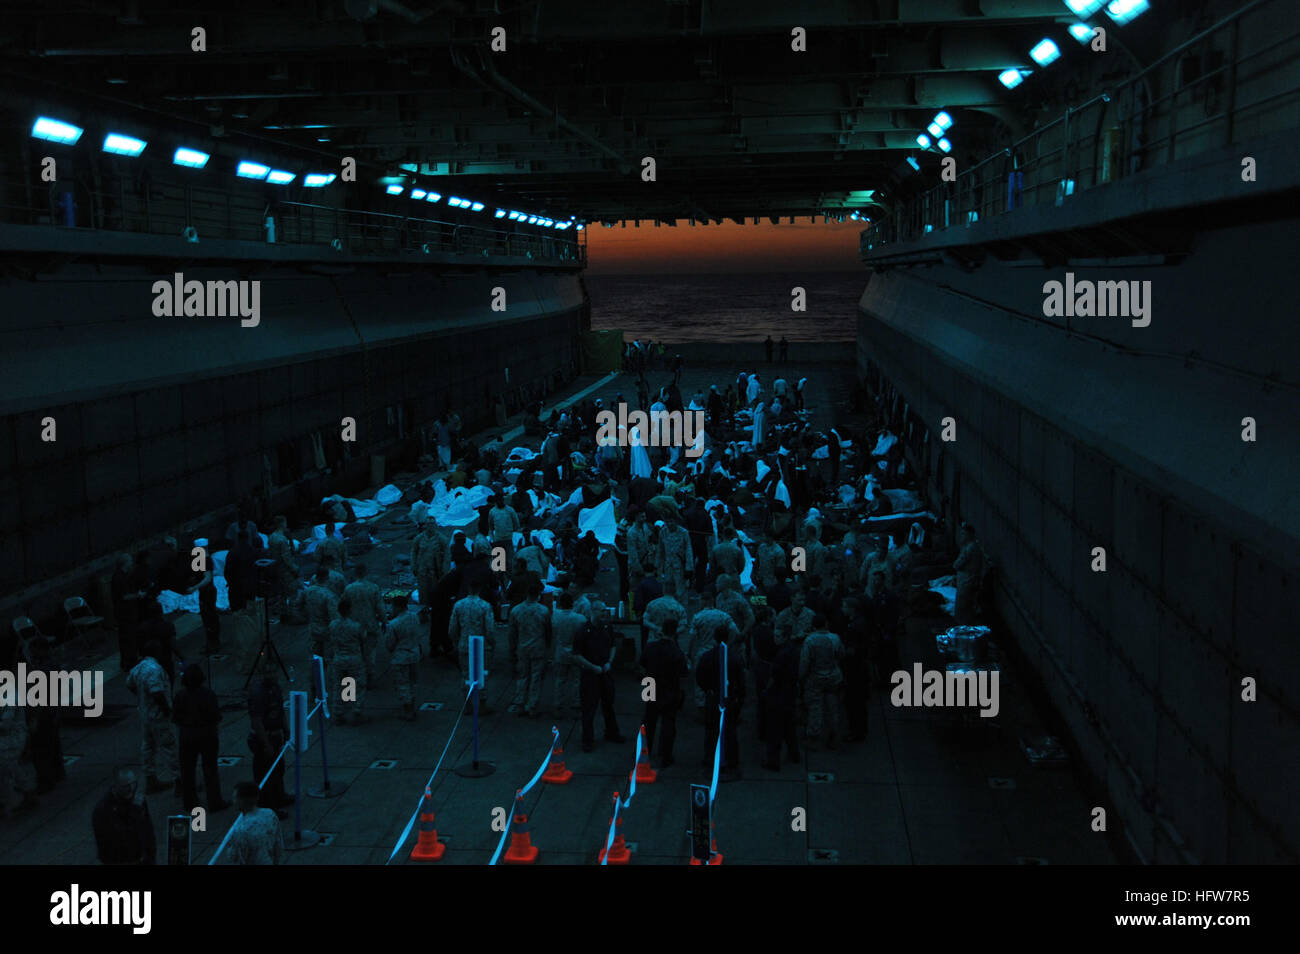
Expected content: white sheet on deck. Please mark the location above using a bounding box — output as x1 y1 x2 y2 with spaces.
577 497 617 545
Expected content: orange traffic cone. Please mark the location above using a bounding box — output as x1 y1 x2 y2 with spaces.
688 837 723 866
597 796 631 865
410 787 446 861
541 733 573 785
634 725 657 784
503 790 539 864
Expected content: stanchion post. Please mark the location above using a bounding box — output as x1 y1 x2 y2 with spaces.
456 635 495 777
286 690 321 850
308 655 347 799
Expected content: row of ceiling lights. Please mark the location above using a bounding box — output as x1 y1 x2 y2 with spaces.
906 1 1150 173
1000 0 1151 89
29 115 579 229
383 183 582 230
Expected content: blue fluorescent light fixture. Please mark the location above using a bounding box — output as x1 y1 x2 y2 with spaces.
938 138 952 153
236 161 271 180
1105 0 1149 24
999 68 1028 89
32 116 83 144
528 216 539 224
103 133 147 156
266 170 295 184
173 147 210 169
932 112 953 131
906 156 921 171
494 208 506 218
1069 23 1095 43
576 224 584 231
926 122 943 138
470 201 485 211
508 211 520 220
448 196 463 206
916 133 931 148
426 192 441 203
1065 0 1105 14
386 184 404 195
303 173 335 187
411 189 427 200
1030 39 1061 66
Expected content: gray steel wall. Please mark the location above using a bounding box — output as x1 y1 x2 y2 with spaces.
857 251 1299 864
1 264 585 598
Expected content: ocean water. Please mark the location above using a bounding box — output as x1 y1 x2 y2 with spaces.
586 271 862 342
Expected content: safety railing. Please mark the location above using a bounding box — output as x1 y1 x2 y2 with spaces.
3 172 585 266
862 0 1298 252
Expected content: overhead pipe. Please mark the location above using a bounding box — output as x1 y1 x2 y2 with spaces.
451 46 629 172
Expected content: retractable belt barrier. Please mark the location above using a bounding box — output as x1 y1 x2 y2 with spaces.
487 726 561 865
386 685 476 863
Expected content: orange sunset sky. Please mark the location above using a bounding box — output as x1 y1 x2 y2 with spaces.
583 218 866 274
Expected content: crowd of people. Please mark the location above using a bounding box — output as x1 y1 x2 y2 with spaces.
11 344 990 863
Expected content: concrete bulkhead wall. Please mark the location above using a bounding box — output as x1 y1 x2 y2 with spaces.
857 246 1299 864
0 264 584 602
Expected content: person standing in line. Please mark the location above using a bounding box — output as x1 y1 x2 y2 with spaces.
800 615 844 751
125 641 178 795
571 611 623 753
508 584 551 718
778 336 789 364
641 617 688 768
327 598 368 725
550 592 586 718
222 781 285 865
172 664 228 813
761 627 802 772
449 583 497 714
247 655 291 815
91 768 155 865
696 629 746 780
343 563 383 680
764 336 774 363
385 593 424 721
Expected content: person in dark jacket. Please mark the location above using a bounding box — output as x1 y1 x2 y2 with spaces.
761 629 803 771
225 530 261 613
173 664 228 812
92 767 156 865
641 618 689 767
574 530 599 586
696 631 746 779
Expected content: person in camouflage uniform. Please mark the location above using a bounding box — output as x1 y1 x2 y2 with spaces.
342 563 383 679
327 599 368 724
656 519 693 598
411 524 449 608
448 582 497 714
626 508 655 603
385 594 424 721
266 515 299 602
315 529 346 574
550 591 587 717
304 566 339 660
508 585 551 717
755 538 787 594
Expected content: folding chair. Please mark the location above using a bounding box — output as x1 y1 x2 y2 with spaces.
63 596 107 649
